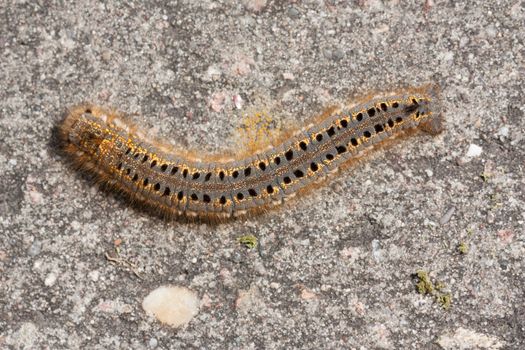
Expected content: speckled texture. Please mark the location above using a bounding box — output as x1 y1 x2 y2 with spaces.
1 1 524 349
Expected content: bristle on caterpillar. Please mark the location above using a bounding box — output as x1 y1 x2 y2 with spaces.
60 84 444 222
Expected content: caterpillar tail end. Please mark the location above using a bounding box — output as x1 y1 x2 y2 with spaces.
420 83 445 135
420 113 444 135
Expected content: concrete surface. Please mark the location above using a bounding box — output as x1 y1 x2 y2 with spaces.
1 0 524 349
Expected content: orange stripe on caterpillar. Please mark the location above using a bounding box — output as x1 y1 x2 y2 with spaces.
60 84 443 221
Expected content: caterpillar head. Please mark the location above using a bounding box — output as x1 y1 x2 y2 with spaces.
61 105 112 157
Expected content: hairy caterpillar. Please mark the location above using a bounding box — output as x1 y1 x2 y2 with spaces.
60 84 443 221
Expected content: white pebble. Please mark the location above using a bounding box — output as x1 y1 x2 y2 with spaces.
233 94 244 109
205 65 221 81
372 239 383 262
283 72 295 80
466 144 483 158
142 286 199 328
437 327 506 349
88 270 100 282
269 282 280 290
44 272 57 286
148 338 158 348
497 126 509 138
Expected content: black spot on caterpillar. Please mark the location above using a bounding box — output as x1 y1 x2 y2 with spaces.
60 84 444 221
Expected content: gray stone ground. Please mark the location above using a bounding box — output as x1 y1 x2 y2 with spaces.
1 0 524 349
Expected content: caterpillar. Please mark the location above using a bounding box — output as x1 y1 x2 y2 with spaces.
60 84 443 221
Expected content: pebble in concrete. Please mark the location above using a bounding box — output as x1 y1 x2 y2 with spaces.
142 286 199 328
